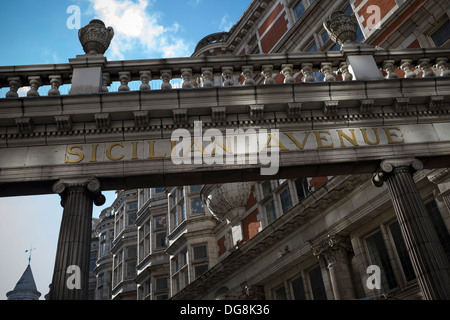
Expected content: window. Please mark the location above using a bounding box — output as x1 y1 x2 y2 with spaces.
431 19 450 47
155 232 167 249
293 1 306 20
155 216 167 230
291 276 307 300
126 260 136 277
265 200 277 224
154 187 164 194
191 197 205 215
274 285 287 300
295 178 310 201
306 41 318 52
155 276 168 291
308 265 327 300
365 230 398 291
128 212 137 225
190 185 203 193
262 181 272 198
320 29 330 45
128 202 138 210
426 200 450 262
193 245 208 260
388 221 416 282
195 264 209 279
280 188 293 214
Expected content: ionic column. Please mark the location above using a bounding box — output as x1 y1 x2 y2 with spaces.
372 158 450 300
312 235 356 300
49 177 105 300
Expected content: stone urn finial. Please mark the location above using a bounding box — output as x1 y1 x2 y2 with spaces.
324 11 359 46
78 19 114 55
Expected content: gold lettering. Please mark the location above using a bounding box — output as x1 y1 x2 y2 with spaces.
361 128 380 145
65 145 84 164
314 131 334 148
132 142 139 160
90 144 99 162
148 141 167 159
213 137 233 155
186 139 208 156
384 127 404 144
106 143 124 161
261 133 289 152
284 132 311 150
337 129 359 147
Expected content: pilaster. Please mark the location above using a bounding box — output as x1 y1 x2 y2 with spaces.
312 234 356 300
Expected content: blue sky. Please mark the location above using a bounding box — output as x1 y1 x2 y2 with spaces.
0 0 252 299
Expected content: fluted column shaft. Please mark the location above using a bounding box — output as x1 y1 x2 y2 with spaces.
49 177 105 300
313 235 356 300
373 159 450 300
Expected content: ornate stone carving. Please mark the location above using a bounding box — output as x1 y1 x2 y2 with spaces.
222 67 234 86
118 72 131 92
249 104 264 121
287 102 302 118
27 76 42 97
181 68 194 88
324 11 359 46
281 64 295 83
201 182 253 221
160 70 173 90
139 71 152 91
55 115 73 132
78 19 114 55
201 67 214 87
94 113 111 130
372 158 423 187
211 106 227 123
242 66 255 86
52 176 105 207
301 63 315 83
15 117 33 134
134 111 150 128
382 60 399 79
6 77 22 98
173 109 188 125
261 65 275 84
48 75 62 96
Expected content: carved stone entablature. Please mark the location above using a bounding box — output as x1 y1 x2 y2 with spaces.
323 101 339 116
94 113 111 130
55 115 73 132
249 104 264 121
173 109 188 125
211 106 227 123
359 99 374 115
428 96 444 111
133 111 150 128
394 97 410 113
287 102 302 118
15 117 33 134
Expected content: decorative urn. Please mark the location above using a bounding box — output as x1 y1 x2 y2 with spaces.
200 182 253 221
78 19 114 55
324 11 358 46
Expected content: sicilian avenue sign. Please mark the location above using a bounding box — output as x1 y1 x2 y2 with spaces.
1 123 450 184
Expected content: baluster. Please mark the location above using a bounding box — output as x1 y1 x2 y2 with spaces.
139 71 151 91
27 76 42 97
181 68 193 88
320 62 336 82
261 65 275 84
118 71 131 92
416 59 435 77
222 67 234 87
339 62 353 81
160 70 173 90
48 75 62 96
434 58 450 77
281 64 295 83
201 67 214 88
400 59 416 78
382 60 398 79
6 77 22 98
301 63 316 82
102 73 111 92
242 66 255 85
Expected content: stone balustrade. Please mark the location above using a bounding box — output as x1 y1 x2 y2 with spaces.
0 48 449 99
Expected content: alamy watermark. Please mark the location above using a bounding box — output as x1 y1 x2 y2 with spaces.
66 265 81 290
67 5 81 30
171 121 280 176
366 265 381 290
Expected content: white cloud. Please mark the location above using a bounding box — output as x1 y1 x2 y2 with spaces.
219 13 234 32
188 0 201 7
89 0 192 59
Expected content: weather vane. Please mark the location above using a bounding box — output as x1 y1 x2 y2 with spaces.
25 245 36 265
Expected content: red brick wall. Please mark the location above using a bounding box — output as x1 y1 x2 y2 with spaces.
242 209 260 243
245 185 257 211
218 236 226 257
309 177 328 190
260 12 288 53
259 3 284 36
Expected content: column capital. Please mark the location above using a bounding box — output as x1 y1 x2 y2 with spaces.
312 234 352 262
373 158 423 187
52 176 105 207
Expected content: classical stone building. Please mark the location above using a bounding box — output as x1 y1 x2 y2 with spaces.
1 0 450 301
6 264 42 300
